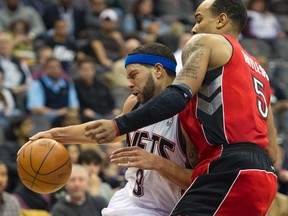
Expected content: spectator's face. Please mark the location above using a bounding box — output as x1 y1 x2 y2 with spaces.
91 0 106 13
44 60 63 80
14 118 34 142
38 48 53 66
100 19 118 32
78 62 96 83
138 0 153 15
5 0 19 10
54 20 69 37
66 145 81 164
0 33 12 57
59 0 71 8
12 21 28 36
0 164 8 193
81 162 101 175
65 168 88 199
250 0 266 12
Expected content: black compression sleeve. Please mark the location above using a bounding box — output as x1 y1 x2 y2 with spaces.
114 83 192 135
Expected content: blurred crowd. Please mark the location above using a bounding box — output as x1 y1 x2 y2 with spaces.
0 0 288 215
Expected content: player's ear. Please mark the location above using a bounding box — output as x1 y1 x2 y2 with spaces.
216 13 228 29
154 63 164 79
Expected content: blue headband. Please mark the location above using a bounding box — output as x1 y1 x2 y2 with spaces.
125 54 177 73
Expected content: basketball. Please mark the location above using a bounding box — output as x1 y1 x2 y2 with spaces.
17 138 72 194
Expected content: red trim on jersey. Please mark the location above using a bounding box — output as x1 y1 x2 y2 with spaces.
179 34 271 161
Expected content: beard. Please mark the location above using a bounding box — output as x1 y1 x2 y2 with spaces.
141 73 155 104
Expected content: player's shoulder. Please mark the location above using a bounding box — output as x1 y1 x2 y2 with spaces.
187 33 229 47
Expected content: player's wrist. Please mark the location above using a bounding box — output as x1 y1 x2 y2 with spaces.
112 118 120 136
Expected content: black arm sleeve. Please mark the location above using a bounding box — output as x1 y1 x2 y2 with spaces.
114 83 192 135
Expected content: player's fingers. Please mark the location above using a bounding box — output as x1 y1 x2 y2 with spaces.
85 121 102 130
111 146 139 155
110 149 137 160
114 157 138 168
95 133 115 144
29 131 52 141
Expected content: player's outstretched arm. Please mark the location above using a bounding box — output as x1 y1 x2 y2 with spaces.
29 121 125 145
110 146 193 190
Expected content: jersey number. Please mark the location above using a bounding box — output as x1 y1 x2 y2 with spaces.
252 76 268 119
133 169 144 197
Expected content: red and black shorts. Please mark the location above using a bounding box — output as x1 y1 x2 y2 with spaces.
170 142 277 216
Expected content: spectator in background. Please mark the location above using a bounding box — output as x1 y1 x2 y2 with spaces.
50 164 107 216
100 141 126 190
153 0 194 17
174 32 191 73
0 114 34 192
243 0 286 51
78 149 114 203
13 183 58 214
43 19 76 72
0 71 18 129
84 0 108 34
56 111 83 164
74 57 120 121
31 45 71 81
31 45 54 79
42 0 86 38
0 31 32 112
26 57 79 124
80 8 124 74
102 38 141 110
121 0 170 43
0 161 21 216
256 56 288 134
0 0 45 38
66 144 82 164
9 19 36 68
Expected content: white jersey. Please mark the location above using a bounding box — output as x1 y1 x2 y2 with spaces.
102 110 188 216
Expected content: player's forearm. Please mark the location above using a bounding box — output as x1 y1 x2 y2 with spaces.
115 83 192 135
154 155 192 190
50 123 97 145
50 122 125 145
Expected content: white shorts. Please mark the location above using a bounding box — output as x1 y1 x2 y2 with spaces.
102 187 169 216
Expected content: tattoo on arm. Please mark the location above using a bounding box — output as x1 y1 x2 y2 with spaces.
177 38 206 82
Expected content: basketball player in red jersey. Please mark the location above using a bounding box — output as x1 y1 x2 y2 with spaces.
83 0 280 215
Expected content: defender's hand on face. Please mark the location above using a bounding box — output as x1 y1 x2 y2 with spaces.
84 119 117 144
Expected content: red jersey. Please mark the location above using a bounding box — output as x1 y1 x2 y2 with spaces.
179 34 271 161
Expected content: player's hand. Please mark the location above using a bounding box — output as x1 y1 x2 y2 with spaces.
29 130 54 141
84 119 117 144
17 131 54 158
110 146 158 170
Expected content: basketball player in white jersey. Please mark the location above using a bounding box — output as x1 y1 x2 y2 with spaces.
24 43 196 215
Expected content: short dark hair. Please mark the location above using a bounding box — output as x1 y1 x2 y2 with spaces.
210 0 247 32
129 42 177 77
44 57 60 67
6 114 30 140
77 56 95 68
78 149 103 165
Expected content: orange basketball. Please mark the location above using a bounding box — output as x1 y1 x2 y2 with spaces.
17 138 72 194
